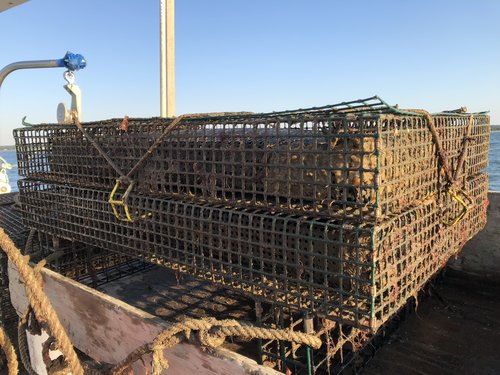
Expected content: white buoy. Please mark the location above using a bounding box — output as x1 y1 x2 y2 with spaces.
0 156 12 194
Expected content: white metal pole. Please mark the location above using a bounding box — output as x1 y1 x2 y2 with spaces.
160 0 175 117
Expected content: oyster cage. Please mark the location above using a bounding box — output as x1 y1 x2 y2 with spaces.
13 96 490 222
257 291 428 375
17 173 488 331
23 232 153 287
0 195 28 324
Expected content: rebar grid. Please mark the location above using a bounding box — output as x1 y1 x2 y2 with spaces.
17 173 488 330
13 101 489 222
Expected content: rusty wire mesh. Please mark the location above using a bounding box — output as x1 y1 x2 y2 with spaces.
257 294 426 375
24 232 153 287
13 96 490 222
10 97 491 373
258 303 372 374
51 246 153 287
0 194 27 324
372 172 488 326
0 196 150 290
16 173 488 330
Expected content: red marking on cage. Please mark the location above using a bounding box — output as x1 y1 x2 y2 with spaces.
483 198 490 212
389 285 400 303
120 116 129 132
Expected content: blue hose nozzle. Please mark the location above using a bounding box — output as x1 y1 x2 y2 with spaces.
59 52 87 71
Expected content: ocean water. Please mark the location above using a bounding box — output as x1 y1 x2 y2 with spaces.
1 132 500 192
488 132 500 191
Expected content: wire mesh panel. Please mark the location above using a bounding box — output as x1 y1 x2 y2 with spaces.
24 233 153 286
258 303 374 375
50 247 152 286
258 287 430 375
372 173 488 328
0 195 28 251
17 173 488 330
13 97 490 222
0 194 28 288
0 195 27 324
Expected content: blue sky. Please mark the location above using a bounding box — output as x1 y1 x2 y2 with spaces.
0 0 499 145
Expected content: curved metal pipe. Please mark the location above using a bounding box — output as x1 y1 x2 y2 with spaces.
0 53 86 90
0 59 65 88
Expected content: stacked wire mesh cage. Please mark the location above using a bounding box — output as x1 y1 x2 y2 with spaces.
0 194 26 326
14 96 490 373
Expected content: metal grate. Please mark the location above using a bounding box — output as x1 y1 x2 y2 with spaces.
257 303 372 374
0 197 28 290
52 246 154 288
17 173 488 330
13 97 490 222
257 285 431 375
0 196 151 290
0 193 18 207
372 173 489 325
21 230 153 288
0 195 27 324
0 196 28 250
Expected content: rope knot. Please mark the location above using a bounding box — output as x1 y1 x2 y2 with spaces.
197 330 225 348
197 318 241 348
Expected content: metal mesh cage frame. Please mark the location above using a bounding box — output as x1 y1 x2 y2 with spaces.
24 232 153 286
258 303 373 375
17 173 488 330
13 97 490 223
0 195 28 324
257 292 427 375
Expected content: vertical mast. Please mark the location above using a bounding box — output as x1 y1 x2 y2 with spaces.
160 0 175 117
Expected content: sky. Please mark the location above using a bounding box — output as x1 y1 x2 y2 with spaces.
0 0 499 145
